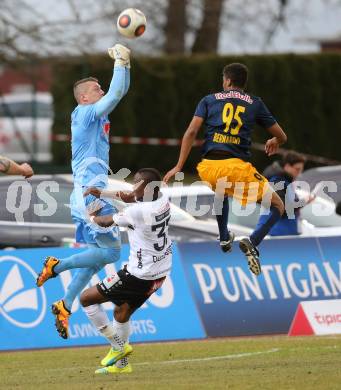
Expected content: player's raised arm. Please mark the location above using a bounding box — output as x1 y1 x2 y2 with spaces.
255 97 287 157
84 187 135 203
90 210 134 229
163 116 203 183
94 44 131 118
90 214 116 227
264 123 287 156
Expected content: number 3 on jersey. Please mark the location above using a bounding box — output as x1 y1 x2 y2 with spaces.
152 216 170 252
222 103 245 135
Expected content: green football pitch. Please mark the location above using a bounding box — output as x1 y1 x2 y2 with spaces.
1 335 341 390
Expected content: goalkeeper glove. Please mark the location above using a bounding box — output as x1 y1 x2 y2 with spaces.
108 44 131 68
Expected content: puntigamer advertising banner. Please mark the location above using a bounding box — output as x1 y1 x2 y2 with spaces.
1 237 340 350
0 245 205 350
177 236 341 337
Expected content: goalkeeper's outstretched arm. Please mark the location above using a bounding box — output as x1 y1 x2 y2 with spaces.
94 68 126 117
94 45 131 118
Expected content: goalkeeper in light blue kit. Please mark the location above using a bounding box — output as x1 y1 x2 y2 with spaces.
36 44 131 340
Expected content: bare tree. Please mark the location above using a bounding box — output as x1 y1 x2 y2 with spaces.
191 0 224 53
262 0 290 50
0 0 335 61
0 0 110 63
0 0 166 64
164 0 187 54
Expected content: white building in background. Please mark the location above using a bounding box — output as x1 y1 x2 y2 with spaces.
0 66 53 162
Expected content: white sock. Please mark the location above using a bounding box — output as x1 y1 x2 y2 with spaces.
115 357 128 368
113 318 131 342
83 304 122 350
101 326 124 351
113 318 131 367
83 304 109 330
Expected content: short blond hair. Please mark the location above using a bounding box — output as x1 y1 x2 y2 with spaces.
73 77 98 102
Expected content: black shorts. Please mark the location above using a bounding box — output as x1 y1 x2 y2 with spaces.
97 267 166 310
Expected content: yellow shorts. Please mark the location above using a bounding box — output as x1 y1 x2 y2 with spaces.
197 158 270 206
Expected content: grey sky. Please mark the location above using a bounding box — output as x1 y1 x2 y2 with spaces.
2 0 341 58
218 0 341 53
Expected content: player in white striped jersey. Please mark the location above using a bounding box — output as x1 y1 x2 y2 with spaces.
80 168 172 374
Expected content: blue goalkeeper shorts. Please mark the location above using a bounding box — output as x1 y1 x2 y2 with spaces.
72 193 121 248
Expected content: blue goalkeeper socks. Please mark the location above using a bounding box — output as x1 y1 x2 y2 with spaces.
250 206 281 247
55 247 121 312
54 247 120 273
63 267 97 311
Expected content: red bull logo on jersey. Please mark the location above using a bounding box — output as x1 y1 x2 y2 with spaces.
215 91 253 104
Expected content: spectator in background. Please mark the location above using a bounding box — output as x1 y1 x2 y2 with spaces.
256 152 312 236
0 155 34 178
262 159 282 179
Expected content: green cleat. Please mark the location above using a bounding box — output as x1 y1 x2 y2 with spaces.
95 363 132 374
100 343 133 367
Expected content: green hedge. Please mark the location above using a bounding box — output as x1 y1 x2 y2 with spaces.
51 53 341 173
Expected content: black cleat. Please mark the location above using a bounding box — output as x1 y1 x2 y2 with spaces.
239 238 261 276
219 232 235 253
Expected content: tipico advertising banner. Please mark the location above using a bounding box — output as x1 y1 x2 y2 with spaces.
289 299 341 336
0 245 205 350
178 237 341 337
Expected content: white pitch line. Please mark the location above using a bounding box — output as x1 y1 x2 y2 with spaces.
26 348 280 374
134 348 280 366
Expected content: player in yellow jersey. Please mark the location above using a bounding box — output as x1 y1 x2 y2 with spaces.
164 63 287 276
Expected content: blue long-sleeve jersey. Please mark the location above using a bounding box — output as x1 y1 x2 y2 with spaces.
71 66 130 189
70 66 130 221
